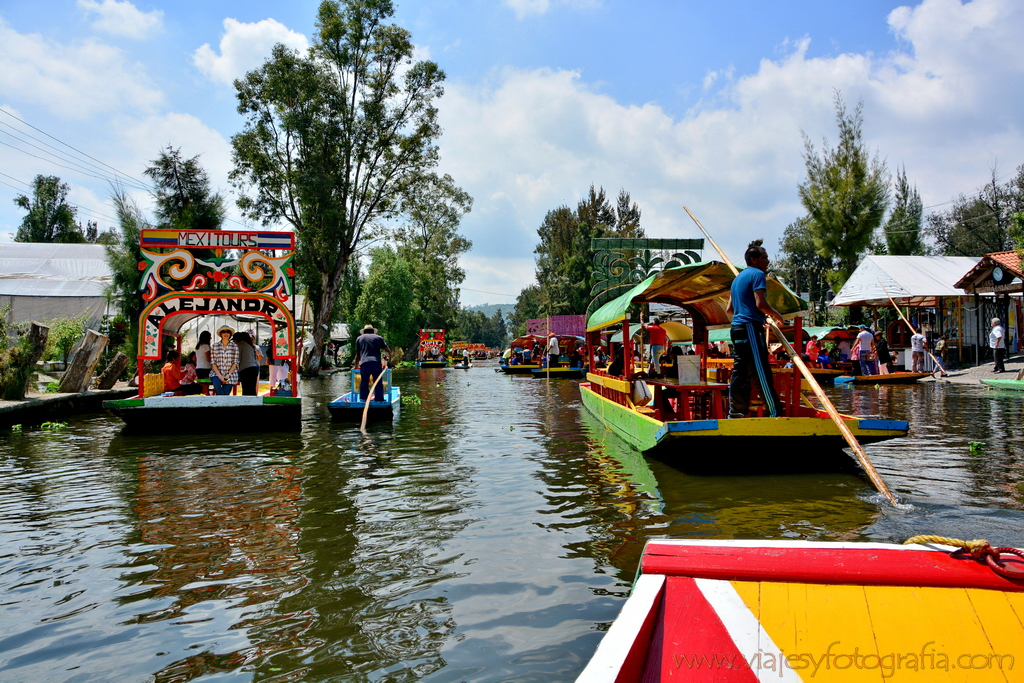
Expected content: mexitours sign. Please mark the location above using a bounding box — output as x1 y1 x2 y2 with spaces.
141 229 294 250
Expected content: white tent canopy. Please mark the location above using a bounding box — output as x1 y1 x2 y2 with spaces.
830 255 981 307
0 242 112 327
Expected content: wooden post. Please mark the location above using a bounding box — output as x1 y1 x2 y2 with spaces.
0 322 50 400
95 352 129 390
57 329 109 393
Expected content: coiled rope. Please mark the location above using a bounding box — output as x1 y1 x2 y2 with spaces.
905 535 1024 580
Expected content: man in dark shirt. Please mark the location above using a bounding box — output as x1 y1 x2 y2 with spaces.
355 324 390 401
727 242 784 418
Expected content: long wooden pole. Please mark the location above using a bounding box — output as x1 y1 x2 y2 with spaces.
683 206 899 506
876 279 948 377
360 368 387 433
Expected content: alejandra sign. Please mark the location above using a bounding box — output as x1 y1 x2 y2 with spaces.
141 293 295 359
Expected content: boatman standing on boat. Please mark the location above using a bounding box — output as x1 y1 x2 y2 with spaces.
356 324 389 401
727 242 784 418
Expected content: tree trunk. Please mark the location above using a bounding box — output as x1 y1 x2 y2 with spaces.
0 322 50 400
57 329 109 393
95 351 129 390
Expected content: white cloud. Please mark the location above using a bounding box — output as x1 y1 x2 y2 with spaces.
78 0 163 39
0 18 163 118
442 0 1024 305
193 18 309 86
503 0 599 20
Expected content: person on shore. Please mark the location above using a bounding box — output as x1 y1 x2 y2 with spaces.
210 325 239 395
356 324 389 401
990 318 1006 373
910 329 927 373
727 242 784 418
851 325 876 375
874 330 894 374
645 318 666 377
934 334 949 372
545 333 560 369
233 331 263 395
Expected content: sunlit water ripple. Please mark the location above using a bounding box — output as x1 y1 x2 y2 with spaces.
1 365 1023 682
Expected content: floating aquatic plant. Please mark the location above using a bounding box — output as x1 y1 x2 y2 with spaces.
968 441 984 454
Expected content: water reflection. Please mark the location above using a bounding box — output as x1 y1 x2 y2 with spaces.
1 369 1024 682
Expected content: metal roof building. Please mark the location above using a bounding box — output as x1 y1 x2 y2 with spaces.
0 242 112 327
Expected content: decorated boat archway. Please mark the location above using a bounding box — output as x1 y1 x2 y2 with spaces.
104 229 303 432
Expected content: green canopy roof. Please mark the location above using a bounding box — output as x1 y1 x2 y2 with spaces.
586 261 807 332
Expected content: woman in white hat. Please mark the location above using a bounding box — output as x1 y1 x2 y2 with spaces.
210 325 239 395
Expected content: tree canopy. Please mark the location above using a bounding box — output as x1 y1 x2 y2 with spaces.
393 173 473 334
351 247 416 351
453 308 507 349
882 166 926 255
798 93 889 290
144 146 226 231
528 186 644 318
927 166 1024 257
231 0 455 375
14 175 84 243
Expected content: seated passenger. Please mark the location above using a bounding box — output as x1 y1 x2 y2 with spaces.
178 351 203 395
161 350 189 396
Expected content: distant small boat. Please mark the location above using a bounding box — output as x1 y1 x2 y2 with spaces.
328 368 400 422
416 358 448 368
576 538 1024 683
980 377 1024 391
836 371 932 385
451 361 472 369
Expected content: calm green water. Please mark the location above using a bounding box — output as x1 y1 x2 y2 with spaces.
2 365 1023 682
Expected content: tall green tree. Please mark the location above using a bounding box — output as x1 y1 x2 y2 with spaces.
351 247 416 351
798 92 889 290
14 175 85 243
883 166 925 255
231 0 449 376
510 284 543 337
927 166 1024 257
144 146 226 231
453 308 507 348
394 173 473 333
103 190 151 358
774 217 834 324
532 186 644 316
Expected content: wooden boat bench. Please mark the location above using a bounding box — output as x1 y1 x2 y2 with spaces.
646 380 728 422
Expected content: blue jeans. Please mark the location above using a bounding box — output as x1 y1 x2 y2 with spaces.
211 374 234 395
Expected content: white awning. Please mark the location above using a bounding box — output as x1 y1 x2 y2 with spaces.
830 255 981 307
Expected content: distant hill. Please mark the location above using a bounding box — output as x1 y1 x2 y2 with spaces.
464 303 512 319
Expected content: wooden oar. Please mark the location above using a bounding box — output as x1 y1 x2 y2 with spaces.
876 279 948 377
360 368 387 433
683 206 899 506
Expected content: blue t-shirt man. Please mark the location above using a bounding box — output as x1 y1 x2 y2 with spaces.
730 267 768 325
727 245 784 418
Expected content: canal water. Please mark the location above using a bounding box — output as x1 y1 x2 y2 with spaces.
1 364 1023 682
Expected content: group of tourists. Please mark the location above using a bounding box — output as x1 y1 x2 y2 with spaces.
161 326 291 397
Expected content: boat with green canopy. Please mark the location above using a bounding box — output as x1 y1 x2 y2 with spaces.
579 260 908 473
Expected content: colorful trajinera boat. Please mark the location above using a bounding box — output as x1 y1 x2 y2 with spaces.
580 261 908 473
498 335 544 374
980 377 1024 391
532 366 586 379
416 329 448 368
103 229 302 432
576 537 1024 682
328 367 400 421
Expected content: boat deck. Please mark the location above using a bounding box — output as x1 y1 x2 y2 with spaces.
578 539 1024 682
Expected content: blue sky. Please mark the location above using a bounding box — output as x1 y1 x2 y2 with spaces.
2 0 1023 306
